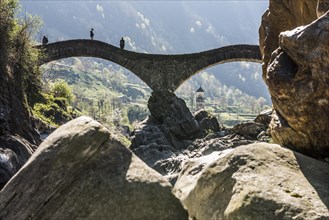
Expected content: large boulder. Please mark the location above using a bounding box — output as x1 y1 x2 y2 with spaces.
266 12 329 157
174 143 329 220
148 90 201 143
259 0 317 77
0 116 188 220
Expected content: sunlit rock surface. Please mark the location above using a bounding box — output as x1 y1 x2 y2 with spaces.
0 116 187 220
174 143 329 220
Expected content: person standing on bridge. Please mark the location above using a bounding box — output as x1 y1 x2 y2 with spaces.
120 37 125 49
90 28 94 40
42 35 48 45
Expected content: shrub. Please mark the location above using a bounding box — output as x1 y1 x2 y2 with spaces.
51 80 74 103
32 93 74 126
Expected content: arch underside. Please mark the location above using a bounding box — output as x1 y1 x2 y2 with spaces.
172 58 262 91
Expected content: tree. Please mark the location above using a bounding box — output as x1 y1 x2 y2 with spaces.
51 80 74 103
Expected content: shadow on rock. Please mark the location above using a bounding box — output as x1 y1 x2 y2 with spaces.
294 152 329 210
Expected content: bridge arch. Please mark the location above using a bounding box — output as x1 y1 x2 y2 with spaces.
36 40 261 91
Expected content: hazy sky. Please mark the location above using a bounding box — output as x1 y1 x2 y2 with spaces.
20 0 268 53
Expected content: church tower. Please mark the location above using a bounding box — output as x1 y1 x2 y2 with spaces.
195 86 205 111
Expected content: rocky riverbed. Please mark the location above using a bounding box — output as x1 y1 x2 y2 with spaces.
1 116 328 219
1 0 329 219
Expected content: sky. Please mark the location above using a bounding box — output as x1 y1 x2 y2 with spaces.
19 0 268 53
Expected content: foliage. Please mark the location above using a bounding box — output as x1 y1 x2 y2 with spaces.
51 79 74 103
0 0 43 107
32 93 77 126
41 59 151 134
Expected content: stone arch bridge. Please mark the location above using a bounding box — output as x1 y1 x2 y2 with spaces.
36 39 261 91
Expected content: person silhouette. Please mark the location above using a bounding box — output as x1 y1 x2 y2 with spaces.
42 35 48 45
90 28 94 40
120 37 125 49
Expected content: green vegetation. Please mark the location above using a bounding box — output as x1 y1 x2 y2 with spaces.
0 0 42 106
0 0 76 128
32 91 78 127
40 58 151 132
51 79 74 103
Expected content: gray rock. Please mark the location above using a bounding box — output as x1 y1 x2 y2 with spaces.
231 122 266 140
131 93 223 182
174 143 329 220
148 90 201 142
194 109 221 133
146 133 255 186
0 116 188 220
31 116 56 137
130 117 179 169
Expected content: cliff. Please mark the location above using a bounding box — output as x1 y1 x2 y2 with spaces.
0 0 41 188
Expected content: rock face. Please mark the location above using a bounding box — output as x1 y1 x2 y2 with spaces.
174 143 329 220
0 2 41 189
130 108 269 185
266 12 329 157
0 84 39 188
0 116 188 220
132 95 226 183
130 117 179 169
259 0 317 77
0 135 35 189
254 108 272 126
